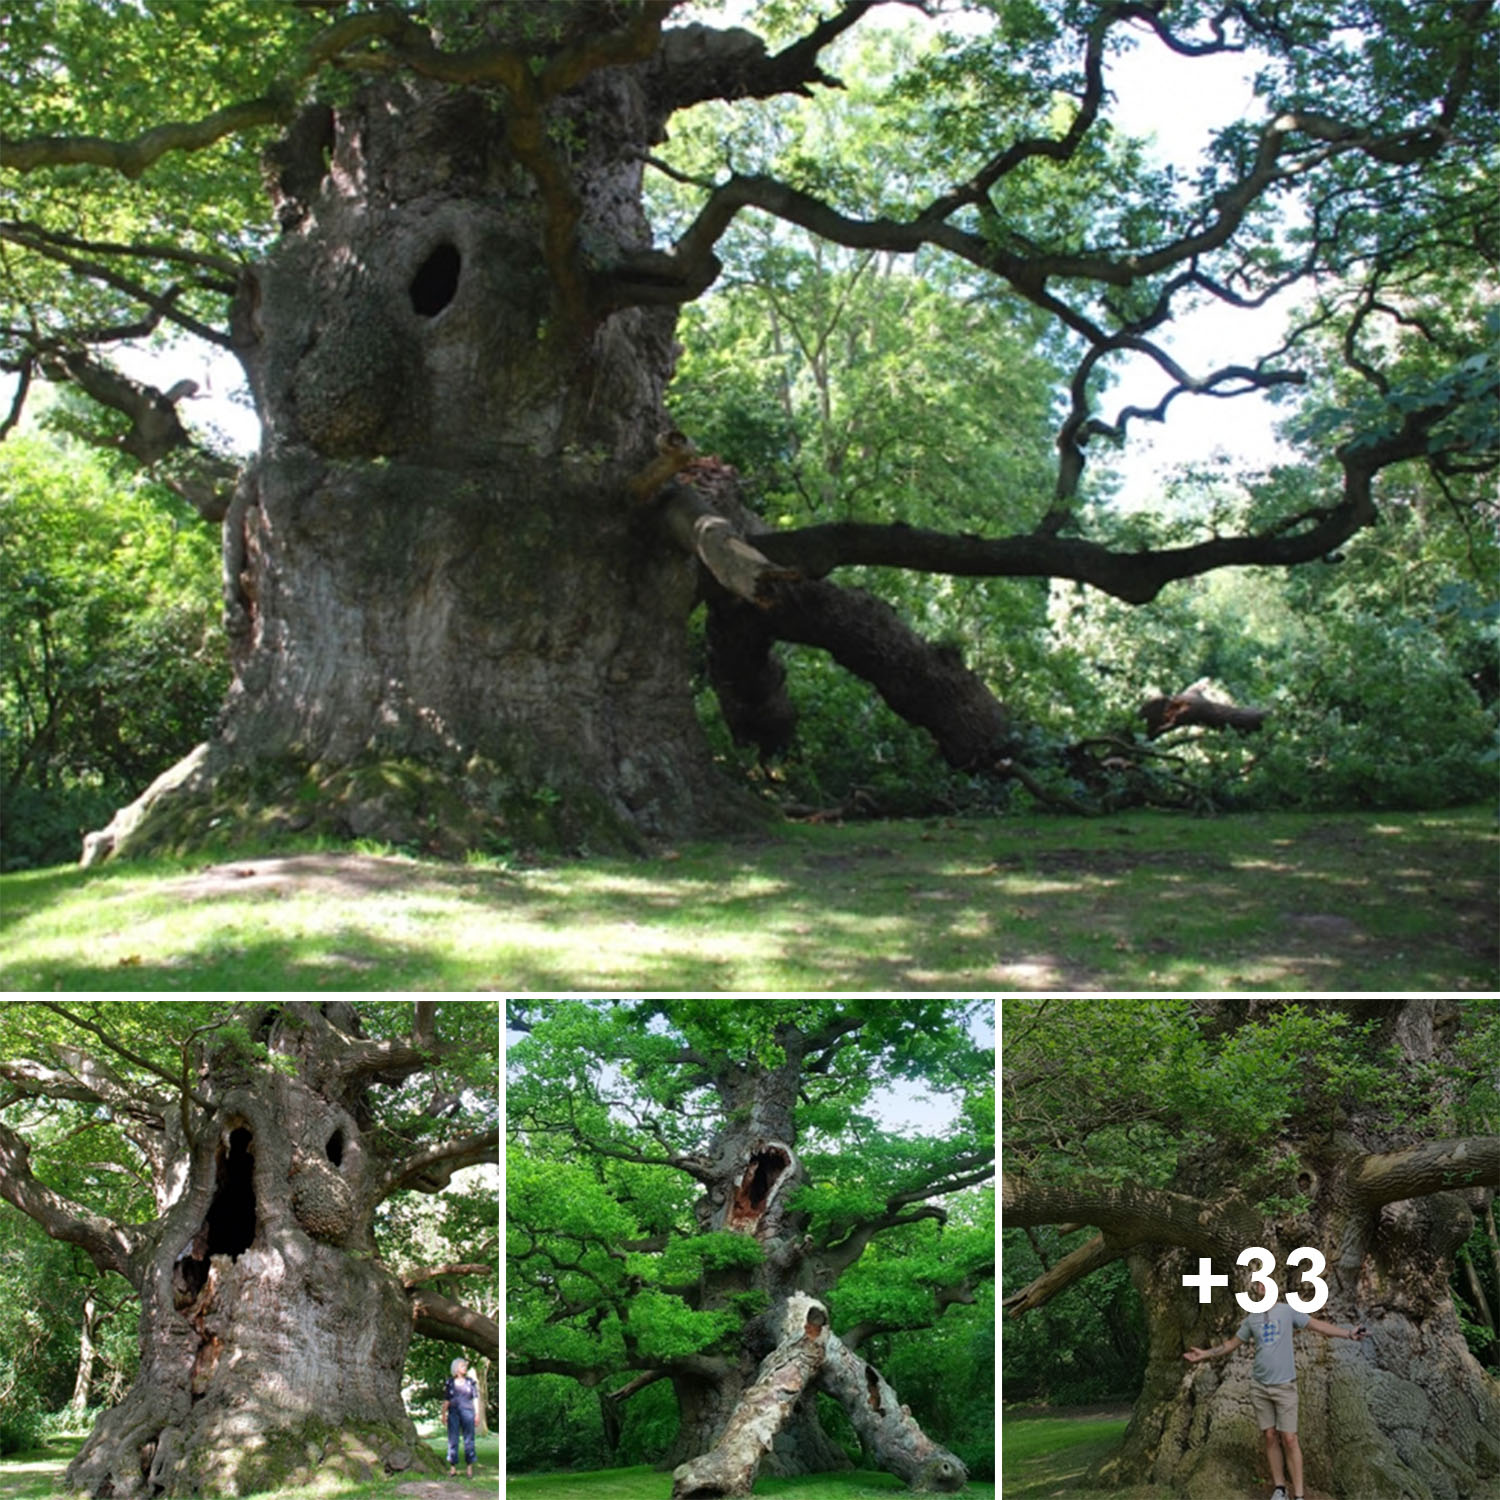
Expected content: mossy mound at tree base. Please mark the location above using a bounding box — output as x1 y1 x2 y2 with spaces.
154 1417 440 1498
77 739 706 865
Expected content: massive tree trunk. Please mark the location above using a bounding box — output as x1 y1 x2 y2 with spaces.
1116 1203 1500 1500
0 1004 498 1499
75 12 1030 863
84 60 740 860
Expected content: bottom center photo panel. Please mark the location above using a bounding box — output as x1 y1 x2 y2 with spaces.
504 999 996 1498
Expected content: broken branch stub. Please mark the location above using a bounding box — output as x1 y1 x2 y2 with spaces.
670 1295 828 1500
1140 682 1268 739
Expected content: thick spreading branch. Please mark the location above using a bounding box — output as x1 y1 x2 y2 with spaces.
377 1127 500 1199
0 1047 169 1129
1002 1172 1261 1261
402 1263 494 1287
1351 1137 1500 1207
673 389 1458 605
408 1284 500 1362
40 1003 212 1113
613 73 1473 314
34 349 238 520
0 13 411 177
821 1156 994 1273
324 1000 443 1085
650 4 875 118
0 1118 142 1283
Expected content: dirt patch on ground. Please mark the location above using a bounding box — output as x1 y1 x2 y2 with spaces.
170 852 433 901
985 849 1231 876
394 1479 491 1500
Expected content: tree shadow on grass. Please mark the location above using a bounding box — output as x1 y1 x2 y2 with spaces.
2 930 465 992
3 810 1495 992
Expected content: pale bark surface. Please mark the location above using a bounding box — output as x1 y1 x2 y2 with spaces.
509 1008 986 1492
670 1295 830 1500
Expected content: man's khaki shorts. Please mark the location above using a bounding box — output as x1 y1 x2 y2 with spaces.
1250 1378 1299 1433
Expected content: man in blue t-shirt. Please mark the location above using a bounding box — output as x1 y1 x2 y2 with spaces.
1183 1278 1366 1500
442 1357 480 1478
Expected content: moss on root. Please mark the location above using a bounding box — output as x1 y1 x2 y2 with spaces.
82 742 655 865
172 1417 439 1497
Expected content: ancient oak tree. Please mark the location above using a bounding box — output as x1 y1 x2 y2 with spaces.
1002 998 1500 1500
2 2 1495 852
505 1000 993 1495
0 1001 499 1498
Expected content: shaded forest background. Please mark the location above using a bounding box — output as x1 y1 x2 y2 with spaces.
1002 999 1500 1408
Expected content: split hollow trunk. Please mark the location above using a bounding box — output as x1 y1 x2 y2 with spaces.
669 1296 968 1499
671 1296 830 1500
819 1334 967 1492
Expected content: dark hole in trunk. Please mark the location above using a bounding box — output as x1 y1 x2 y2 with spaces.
747 1153 776 1208
865 1363 884 1413
326 1129 345 1167
410 243 461 316
726 1145 790 1232
177 1246 208 1301
205 1127 257 1258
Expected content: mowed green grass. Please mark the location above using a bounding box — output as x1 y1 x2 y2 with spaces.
506 1466 995 1498
1001 1414 1168 1500
0 1430 498 1500
2 806 1494 992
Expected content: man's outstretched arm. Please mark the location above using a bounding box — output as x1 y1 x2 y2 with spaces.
1183 1335 1243 1363
1306 1316 1366 1341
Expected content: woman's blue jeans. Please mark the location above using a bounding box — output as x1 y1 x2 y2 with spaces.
447 1407 476 1466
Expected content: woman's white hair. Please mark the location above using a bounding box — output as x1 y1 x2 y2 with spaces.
450 1357 468 1375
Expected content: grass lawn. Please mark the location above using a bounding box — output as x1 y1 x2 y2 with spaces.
1001 1412 1168 1500
0 1440 81 1500
0 1428 498 1500
2 806 1494 991
506 1466 996 1498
